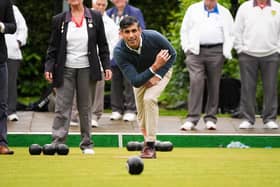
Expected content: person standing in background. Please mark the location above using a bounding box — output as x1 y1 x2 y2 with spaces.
234 0 280 129
45 0 111 154
71 0 119 127
0 0 16 154
107 0 145 122
5 3 28 122
91 0 119 126
180 0 234 131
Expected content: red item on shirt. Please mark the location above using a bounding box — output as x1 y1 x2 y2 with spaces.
71 15 84 27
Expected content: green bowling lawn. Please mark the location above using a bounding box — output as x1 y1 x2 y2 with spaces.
1 148 280 187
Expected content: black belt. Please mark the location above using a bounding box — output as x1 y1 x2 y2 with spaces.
200 43 223 48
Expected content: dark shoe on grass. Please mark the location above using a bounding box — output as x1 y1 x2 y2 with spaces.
0 145 14 155
140 142 156 159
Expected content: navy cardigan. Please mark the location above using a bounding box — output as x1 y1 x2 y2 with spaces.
114 30 176 88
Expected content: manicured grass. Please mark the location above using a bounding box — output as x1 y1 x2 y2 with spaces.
1 148 280 187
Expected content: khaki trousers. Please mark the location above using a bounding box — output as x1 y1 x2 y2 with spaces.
133 69 172 142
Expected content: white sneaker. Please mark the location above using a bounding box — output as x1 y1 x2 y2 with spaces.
180 121 195 131
83 148 95 155
70 120 79 127
110 112 122 120
8 114 19 121
123 113 136 122
239 121 254 129
91 119 99 128
264 121 279 129
206 121 216 130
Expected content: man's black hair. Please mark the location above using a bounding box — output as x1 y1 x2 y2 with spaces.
119 16 140 30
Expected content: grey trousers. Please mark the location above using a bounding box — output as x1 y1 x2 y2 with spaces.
0 63 8 146
111 66 136 114
239 53 279 124
186 46 225 124
7 59 20 115
71 74 104 121
52 67 95 150
91 74 104 119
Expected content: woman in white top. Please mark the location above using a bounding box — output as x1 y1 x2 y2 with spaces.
45 0 112 154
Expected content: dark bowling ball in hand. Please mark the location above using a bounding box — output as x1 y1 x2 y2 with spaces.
42 144 56 155
29 144 42 155
126 156 144 175
126 141 141 151
56 144 69 155
159 141 173 152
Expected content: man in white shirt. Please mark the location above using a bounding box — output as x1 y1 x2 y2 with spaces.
5 4 28 122
234 0 280 129
180 0 234 131
90 0 119 127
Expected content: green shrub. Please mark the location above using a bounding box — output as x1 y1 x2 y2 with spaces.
16 0 56 97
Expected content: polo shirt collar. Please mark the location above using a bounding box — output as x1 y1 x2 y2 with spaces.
253 0 271 7
125 36 143 55
65 7 92 23
204 3 219 13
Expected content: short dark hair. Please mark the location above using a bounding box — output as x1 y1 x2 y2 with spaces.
119 16 140 30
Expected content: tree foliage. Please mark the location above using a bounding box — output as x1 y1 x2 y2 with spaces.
14 0 280 112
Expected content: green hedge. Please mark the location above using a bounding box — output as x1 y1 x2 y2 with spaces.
14 0 280 113
15 0 178 98
16 0 56 97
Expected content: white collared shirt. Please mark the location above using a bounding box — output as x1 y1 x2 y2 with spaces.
65 18 90 68
234 0 280 57
199 10 224 45
5 5 28 60
180 1 234 59
102 13 119 60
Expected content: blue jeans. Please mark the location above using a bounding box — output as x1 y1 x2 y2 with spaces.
0 63 8 146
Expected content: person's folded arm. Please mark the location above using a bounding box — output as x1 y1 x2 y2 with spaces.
114 50 154 88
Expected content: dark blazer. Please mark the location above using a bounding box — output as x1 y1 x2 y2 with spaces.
45 7 110 88
0 0 16 63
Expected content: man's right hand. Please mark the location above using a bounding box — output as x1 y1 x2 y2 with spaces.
151 49 171 72
45 72 53 83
